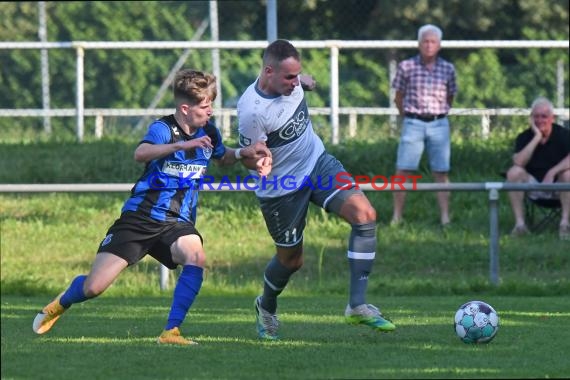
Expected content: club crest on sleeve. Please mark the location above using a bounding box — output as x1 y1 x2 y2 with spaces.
101 234 113 247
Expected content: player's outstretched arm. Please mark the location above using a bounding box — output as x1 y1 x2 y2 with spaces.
134 136 213 163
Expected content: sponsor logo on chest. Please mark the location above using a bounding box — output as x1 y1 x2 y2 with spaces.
162 162 206 179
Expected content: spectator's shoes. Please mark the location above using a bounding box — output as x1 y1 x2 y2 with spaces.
33 293 66 334
254 296 280 340
345 304 396 332
157 327 197 345
510 225 530 237
560 224 570 241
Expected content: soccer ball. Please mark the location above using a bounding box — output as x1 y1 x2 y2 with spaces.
454 300 499 344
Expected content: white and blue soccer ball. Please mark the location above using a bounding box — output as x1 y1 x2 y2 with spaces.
454 300 499 344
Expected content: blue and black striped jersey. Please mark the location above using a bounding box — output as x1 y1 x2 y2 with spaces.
122 115 226 223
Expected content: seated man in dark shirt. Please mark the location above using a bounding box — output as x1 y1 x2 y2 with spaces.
506 97 570 240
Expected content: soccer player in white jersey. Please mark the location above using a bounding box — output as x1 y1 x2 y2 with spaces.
237 39 396 340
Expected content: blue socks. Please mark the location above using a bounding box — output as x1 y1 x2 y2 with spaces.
56 266 203 331
165 265 203 330
59 275 89 308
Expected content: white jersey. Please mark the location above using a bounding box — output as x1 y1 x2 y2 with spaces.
237 79 325 198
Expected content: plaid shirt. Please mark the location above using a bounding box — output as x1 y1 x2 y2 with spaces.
392 55 457 115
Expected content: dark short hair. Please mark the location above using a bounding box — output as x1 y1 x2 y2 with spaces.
173 69 217 105
262 39 300 67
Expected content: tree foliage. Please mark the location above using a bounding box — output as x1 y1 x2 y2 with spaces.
0 0 568 128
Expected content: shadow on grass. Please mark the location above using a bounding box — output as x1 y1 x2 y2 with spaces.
2 295 569 379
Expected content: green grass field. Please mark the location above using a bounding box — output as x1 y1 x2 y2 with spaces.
1 136 569 379
2 295 569 379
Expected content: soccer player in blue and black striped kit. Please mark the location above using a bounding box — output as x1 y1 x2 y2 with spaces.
33 69 271 345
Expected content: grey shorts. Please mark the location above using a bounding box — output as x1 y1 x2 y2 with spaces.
258 152 362 247
526 175 560 200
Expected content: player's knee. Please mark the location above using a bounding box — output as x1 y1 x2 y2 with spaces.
353 203 376 224
286 256 303 271
179 249 206 267
277 247 303 271
284 253 304 271
363 205 376 222
172 235 206 266
342 194 376 224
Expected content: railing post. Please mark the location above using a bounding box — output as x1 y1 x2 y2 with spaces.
39 1 51 135
222 109 231 139
389 59 397 138
557 59 565 125
481 112 490 139
329 44 339 145
488 187 500 285
95 113 104 139
75 44 85 142
348 111 357 138
160 264 169 291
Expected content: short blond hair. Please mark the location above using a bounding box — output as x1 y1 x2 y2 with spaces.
173 69 217 106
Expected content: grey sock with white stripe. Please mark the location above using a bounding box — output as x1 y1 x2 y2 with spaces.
261 255 297 314
348 222 377 308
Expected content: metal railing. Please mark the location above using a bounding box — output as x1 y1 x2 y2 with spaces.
2 181 568 288
1 39 568 143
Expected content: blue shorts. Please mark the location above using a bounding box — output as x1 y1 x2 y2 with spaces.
396 116 450 172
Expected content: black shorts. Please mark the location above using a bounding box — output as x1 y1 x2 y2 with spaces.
97 211 202 269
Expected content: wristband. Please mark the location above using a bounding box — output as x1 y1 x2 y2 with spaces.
234 148 243 160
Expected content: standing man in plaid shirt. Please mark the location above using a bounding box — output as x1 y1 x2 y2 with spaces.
391 24 457 227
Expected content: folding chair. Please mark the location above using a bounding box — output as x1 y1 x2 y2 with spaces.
500 171 562 233
525 197 562 233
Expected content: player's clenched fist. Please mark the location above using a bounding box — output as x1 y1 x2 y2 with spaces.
256 156 272 177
